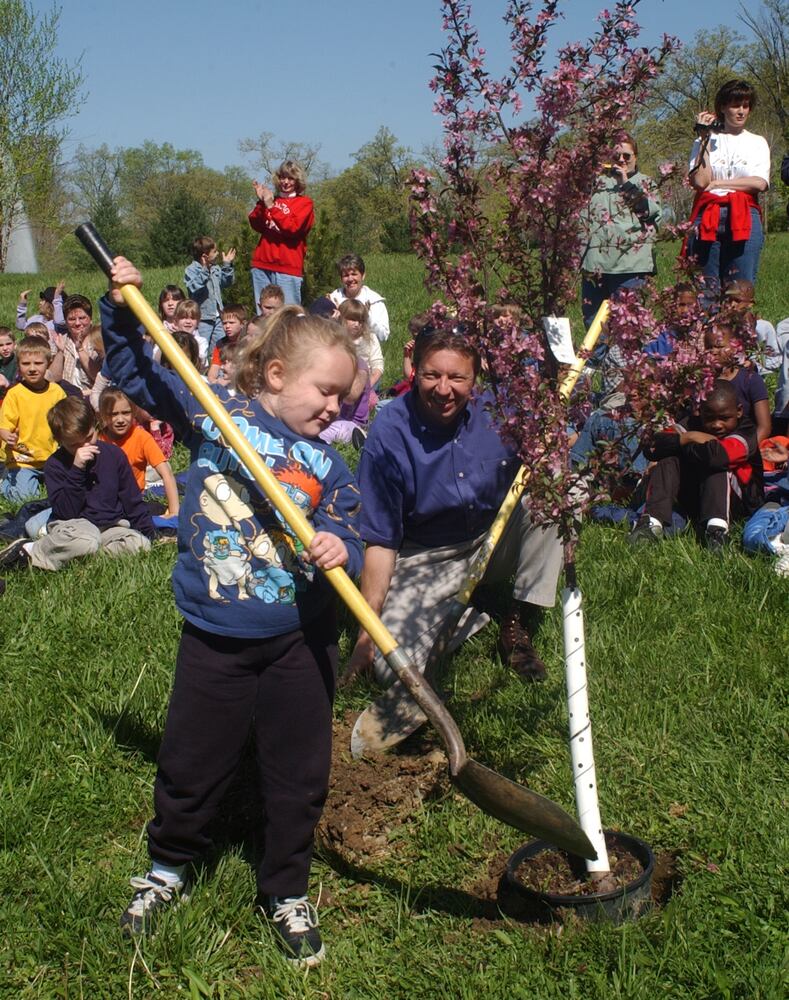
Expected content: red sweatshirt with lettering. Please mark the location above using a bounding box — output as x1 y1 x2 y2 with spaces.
248 194 315 277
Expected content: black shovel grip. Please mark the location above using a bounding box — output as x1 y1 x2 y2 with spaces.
74 223 115 277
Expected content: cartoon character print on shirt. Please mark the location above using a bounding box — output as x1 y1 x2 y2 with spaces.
195 473 257 601
190 463 325 606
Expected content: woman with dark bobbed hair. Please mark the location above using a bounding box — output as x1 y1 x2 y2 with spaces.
686 79 770 294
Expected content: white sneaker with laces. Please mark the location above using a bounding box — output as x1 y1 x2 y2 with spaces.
263 895 325 968
120 872 189 936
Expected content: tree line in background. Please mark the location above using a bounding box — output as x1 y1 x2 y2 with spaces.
2 0 788 284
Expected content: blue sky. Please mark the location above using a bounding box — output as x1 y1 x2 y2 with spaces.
40 0 745 176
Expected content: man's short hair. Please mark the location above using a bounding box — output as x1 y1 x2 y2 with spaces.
63 294 92 319
337 253 365 275
47 395 94 444
16 335 52 363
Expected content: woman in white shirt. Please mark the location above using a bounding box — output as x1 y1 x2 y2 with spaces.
686 80 770 296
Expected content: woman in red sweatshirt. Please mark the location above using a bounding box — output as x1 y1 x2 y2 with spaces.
248 160 314 308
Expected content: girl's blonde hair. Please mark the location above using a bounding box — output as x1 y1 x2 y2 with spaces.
235 307 357 397
337 298 370 329
98 387 136 431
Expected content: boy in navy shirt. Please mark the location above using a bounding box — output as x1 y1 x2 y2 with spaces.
0 396 153 572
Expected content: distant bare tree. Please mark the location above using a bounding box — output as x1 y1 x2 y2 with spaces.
739 0 789 141
238 133 331 182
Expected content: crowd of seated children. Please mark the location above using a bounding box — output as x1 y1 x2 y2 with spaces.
0 396 154 572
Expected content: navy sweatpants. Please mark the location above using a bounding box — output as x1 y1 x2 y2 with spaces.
147 608 337 898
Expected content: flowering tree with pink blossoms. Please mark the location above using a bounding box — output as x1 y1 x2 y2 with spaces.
410 0 756 537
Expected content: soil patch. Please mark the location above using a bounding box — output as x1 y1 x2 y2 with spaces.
317 712 449 864
514 846 643 896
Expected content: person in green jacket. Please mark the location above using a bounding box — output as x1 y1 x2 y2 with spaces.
580 133 662 329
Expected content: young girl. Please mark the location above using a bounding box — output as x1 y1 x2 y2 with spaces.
98 388 180 517
337 298 384 387
158 285 185 332
0 328 17 404
102 257 361 969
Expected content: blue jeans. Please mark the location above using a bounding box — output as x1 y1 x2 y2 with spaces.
687 206 764 300
251 269 303 311
0 466 45 503
570 409 648 476
581 273 647 331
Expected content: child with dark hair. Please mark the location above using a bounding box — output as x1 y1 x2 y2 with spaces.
629 380 764 550
184 237 236 365
158 285 186 332
0 395 154 572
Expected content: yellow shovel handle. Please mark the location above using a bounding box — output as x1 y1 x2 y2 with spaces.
75 225 400 657
455 299 609 604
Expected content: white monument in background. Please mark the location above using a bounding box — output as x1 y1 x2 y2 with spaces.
4 201 39 273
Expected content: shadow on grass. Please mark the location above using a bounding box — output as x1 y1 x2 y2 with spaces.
98 709 162 764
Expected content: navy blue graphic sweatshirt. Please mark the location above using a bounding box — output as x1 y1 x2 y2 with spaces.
101 295 362 639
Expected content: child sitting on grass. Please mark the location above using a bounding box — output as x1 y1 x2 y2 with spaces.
338 299 384 387
0 337 66 501
629 380 764 551
184 237 236 364
207 304 247 383
103 255 361 969
98 388 180 517
0 328 18 403
329 253 390 342
0 395 154 572
159 285 185 332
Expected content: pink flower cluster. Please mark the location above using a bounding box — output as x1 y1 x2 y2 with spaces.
409 0 715 535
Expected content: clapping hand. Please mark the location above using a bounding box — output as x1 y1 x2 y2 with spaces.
222 248 236 264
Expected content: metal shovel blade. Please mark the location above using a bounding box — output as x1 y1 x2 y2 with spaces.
452 758 598 860
351 682 429 757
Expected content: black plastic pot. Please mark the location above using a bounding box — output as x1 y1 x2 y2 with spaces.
503 829 655 924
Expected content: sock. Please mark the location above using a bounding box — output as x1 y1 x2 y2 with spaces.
150 861 186 886
706 518 728 532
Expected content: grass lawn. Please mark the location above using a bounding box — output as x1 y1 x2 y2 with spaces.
0 240 788 998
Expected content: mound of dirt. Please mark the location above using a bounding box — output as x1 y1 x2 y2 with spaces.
317 712 449 864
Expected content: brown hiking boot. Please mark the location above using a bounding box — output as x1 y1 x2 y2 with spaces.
497 613 547 682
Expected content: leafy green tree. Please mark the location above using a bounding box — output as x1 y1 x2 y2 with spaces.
303 206 342 303
0 0 85 270
145 189 210 267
